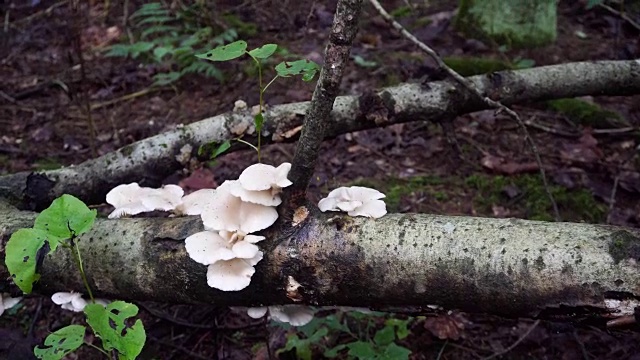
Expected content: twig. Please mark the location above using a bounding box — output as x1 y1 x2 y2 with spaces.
481 320 540 360
597 3 640 32
368 0 561 221
12 1 69 27
607 144 640 224
285 0 364 209
90 87 161 111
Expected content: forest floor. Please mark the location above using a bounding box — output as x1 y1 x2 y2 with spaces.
2 0 640 359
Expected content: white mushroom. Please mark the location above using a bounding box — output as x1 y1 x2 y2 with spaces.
228 180 281 206
51 292 109 312
184 231 263 266
200 181 278 233
175 189 216 215
318 186 387 218
247 305 314 326
0 293 22 317
238 163 293 192
106 183 184 219
206 251 264 291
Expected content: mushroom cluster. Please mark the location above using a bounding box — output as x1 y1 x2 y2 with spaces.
183 163 292 291
51 292 109 312
318 186 387 218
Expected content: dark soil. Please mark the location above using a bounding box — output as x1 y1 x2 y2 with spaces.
1 0 640 359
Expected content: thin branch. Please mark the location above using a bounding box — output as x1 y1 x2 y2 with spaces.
481 320 540 360
607 145 640 224
367 0 561 221
285 0 364 209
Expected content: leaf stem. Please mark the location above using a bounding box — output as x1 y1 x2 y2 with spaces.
250 54 263 162
70 237 95 303
235 138 260 153
84 341 111 358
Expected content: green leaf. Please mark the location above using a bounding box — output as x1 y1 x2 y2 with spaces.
347 341 377 359
153 46 173 61
153 72 182 86
279 334 312 360
385 318 411 340
254 113 264 134
34 325 85 360
275 59 320 81
196 40 248 61
85 301 146 360
248 44 277 59
212 140 231 159
34 194 96 240
5 228 58 293
374 326 396 346
323 344 347 358
380 343 412 360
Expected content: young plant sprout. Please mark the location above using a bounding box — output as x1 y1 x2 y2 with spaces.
319 186 387 218
196 42 320 162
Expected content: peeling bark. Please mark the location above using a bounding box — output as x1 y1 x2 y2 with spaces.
2 202 639 321
0 60 638 210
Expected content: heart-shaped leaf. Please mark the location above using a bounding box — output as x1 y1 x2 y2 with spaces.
34 325 85 360
196 40 248 61
249 44 277 59
85 301 146 360
5 228 58 294
275 59 320 81
34 194 96 239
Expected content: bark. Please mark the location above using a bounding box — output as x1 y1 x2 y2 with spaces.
287 0 362 209
2 203 639 321
0 60 638 210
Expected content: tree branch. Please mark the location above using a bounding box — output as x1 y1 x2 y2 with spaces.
0 60 638 209
368 0 561 220
286 0 363 209
2 203 639 321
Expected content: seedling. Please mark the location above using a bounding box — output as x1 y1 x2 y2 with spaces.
196 40 320 162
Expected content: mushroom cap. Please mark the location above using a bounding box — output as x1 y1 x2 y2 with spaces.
175 189 217 215
269 305 314 326
51 292 88 312
201 181 278 233
318 186 387 218
206 253 263 291
228 180 281 206
247 307 268 318
0 293 21 316
185 231 261 266
238 163 293 191
106 183 184 218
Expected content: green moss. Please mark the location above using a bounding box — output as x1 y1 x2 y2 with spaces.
350 176 446 212
32 158 63 171
547 98 628 128
466 174 606 222
443 56 512 76
608 231 640 264
454 0 556 49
